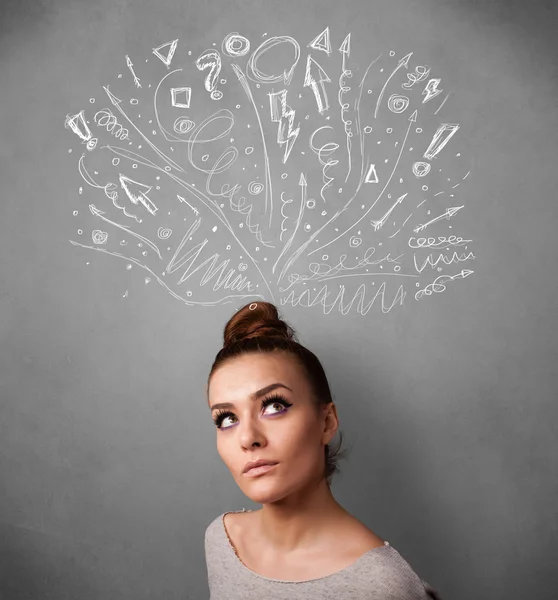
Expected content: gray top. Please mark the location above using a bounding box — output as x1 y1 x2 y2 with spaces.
205 510 442 599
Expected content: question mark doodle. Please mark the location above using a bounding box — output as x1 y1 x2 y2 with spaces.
195 50 223 100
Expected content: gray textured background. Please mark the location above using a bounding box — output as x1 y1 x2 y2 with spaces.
1 0 557 598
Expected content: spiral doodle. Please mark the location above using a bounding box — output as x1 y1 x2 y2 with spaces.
387 94 410 114
248 181 264 195
157 227 172 239
94 108 130 140
349 236 362 247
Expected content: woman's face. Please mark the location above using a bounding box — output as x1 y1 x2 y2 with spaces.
207 351 338 505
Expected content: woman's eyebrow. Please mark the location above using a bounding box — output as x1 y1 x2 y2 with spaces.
210 382 292 412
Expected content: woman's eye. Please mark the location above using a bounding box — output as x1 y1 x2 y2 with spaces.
215 397 292 430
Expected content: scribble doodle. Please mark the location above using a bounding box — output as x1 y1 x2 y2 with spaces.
64 28 476 313
94 109 130 140
92 230 108 244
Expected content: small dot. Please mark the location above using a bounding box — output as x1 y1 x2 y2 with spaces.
389 51 395 56
416 128 422 133
387 128 393 133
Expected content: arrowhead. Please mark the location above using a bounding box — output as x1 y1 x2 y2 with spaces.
89 204 104 216
103 85 122 105
177 194 186 203
398 52 413 68
447 205 464 217
338 34 351 56
408 109 418 122
119 174 152 198
299 173 307 186
304 55 331 86
396 193 408 203
462 269 474 277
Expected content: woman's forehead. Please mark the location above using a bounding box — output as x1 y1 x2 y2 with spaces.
208 353 306 397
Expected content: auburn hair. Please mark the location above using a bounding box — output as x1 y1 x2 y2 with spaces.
207 301 350 486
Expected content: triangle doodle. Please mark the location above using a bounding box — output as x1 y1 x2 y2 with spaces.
308 27 331 55
365 164 379 183
152 39 179 67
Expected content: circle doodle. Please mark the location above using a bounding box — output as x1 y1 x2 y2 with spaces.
222 33 251 57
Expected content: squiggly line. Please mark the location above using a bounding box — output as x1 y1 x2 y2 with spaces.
408 235 472 249
415 269 474 300
281 282 406 315
413 251 475 273
280 247 406 292
309 126 339 203
278 191 294 243
94 108 129 140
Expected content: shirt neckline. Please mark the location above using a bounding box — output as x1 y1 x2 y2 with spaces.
220 509 391 584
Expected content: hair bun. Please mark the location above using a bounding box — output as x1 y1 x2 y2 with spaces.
223 301 297 347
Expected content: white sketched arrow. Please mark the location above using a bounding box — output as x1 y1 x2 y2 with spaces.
371 193 408 231
413 206 464 233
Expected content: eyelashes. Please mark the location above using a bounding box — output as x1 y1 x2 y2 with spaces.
212 393 293 430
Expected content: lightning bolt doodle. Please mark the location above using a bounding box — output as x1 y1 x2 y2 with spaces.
269 90 300 164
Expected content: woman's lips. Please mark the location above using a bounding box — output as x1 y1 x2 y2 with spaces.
243 463 278 477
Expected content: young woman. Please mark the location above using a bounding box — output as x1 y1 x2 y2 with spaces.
204 301 441 599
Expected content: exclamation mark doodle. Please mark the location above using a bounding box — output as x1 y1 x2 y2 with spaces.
423 123 460 160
